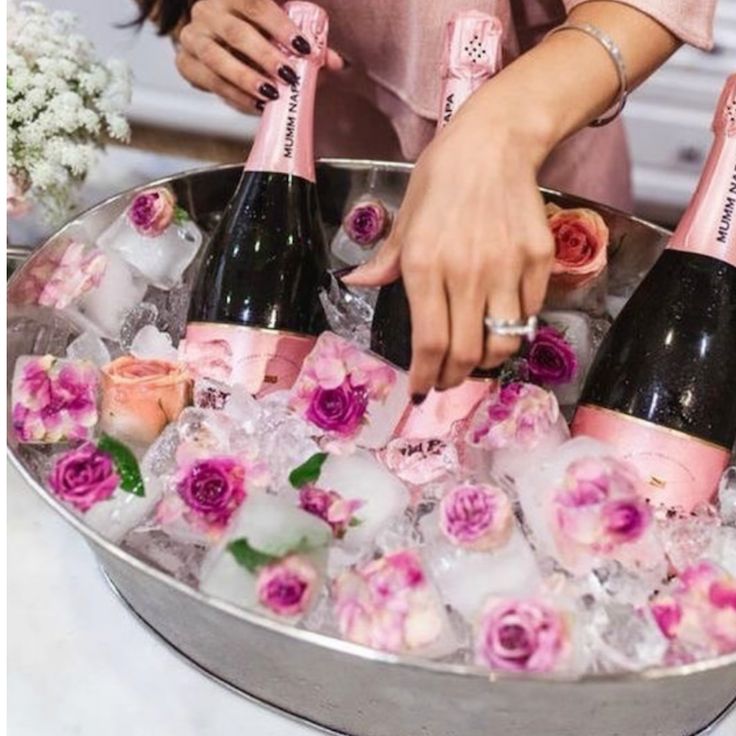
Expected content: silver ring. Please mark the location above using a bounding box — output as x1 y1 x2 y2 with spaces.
484 314 538 339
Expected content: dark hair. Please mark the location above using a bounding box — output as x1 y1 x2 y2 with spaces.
128 0 195 36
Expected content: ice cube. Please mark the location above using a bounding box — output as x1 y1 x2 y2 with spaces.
121 528 206 586
656 504 721 573
318 450 411 555
7 305 80 360
420 515 542 620
70 251 149 339
193 377 263 433
718 466 736 525
703 526 736 576
200 495 331 619
379 437 461 490
130 324 178 362
540 310 594 407
289 332 409 449
66 331 111 368
585 602 668 672
318 275 376 351
517 438 666 577
98 210 202 290
119 303 159 350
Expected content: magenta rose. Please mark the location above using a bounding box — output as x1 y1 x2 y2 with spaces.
299 485 362 539
305 379 368 436
256 555 318 617
128 187 176 237
343 199 390 247
525 326 577 386
49 443 119 512
439 483 512 551
176 456 246 528
602 499 650 544
476 598 569 673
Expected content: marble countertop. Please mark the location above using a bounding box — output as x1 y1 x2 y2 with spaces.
8 463 735 736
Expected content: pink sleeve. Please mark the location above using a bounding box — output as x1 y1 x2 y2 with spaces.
563 0 716 50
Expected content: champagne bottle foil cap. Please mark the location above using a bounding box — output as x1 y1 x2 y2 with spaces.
713 74 736 137
284 1 329 66
441 11 503 81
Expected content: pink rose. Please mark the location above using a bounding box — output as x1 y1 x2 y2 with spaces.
439 482 512 551
380 437 460 488
342 199 390 247
257 555 318 617
651 561 736 659
175 456 247 529
291 333 397 440
333 549 445 653
49 442 119 512
12 355 98 443
476 598 569 673
548 207 609 287
128 187 176 237
553 457 652 560
467 381 560 450
299 485 362 539
7 174 31 218
100 356 191 445
525 326 578 386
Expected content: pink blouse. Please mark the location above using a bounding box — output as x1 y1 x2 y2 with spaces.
312 0 716 211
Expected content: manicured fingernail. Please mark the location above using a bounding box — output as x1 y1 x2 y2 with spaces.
292 35 311 55
255 100 265 112
278 65 299 85
435 386 447 393
411 393 426 406
259 82 279 100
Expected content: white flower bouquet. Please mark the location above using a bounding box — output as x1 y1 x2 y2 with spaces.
7 1 132 222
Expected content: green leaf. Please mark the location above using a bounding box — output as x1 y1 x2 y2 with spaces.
173 205 190 225
348 517 363 528
97 434 145 497
288 452 328 488
228 538 280 573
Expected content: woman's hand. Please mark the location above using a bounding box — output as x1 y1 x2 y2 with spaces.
344 87 555 399
175 0 343 114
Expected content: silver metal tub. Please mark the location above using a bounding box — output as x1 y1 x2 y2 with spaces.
8 160 736 736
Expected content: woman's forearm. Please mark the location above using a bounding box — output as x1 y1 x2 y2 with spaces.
464 1 681 166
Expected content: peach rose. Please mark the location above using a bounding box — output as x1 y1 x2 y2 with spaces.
100 356 191 445
548 207 609 287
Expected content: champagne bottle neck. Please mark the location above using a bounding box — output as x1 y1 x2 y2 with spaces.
244 57 319 183
436 12 503 132
668 132 736 268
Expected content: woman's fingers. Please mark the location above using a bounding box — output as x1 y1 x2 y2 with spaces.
437 267 485 389
481 286 524 369
404 259 450 400
232 0 316 57
175 49 264 113
179 28 279 102
341 235 402 287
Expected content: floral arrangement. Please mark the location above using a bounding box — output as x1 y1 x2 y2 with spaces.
7 1 131 221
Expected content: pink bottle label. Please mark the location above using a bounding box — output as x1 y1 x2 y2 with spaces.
668 74 736 268
437 11 503 131
244 2 328 183
397 379 494 439
183 323 316 397
572 405 729 511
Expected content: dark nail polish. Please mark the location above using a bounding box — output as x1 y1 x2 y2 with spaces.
435 386 447 393
278 65 299 85
259 82 279 100
255 100 265 112
292 35 311 55
411 393 427 406
332 265 357 280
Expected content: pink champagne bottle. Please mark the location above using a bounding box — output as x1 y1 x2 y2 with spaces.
186 2 329 396
371 10 504 438
572 74 736 511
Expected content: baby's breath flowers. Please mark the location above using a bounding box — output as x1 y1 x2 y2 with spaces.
7 2 131 221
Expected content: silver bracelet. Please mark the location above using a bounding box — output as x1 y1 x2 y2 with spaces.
545 21 629 127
